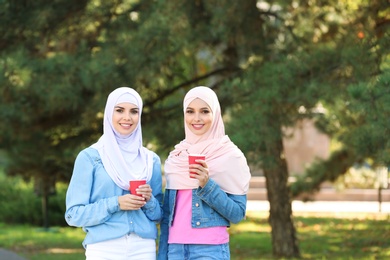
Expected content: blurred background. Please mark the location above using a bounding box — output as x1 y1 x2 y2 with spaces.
0 0 389 259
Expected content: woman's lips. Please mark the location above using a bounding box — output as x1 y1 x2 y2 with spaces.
120 123 132 129
192 124 204 130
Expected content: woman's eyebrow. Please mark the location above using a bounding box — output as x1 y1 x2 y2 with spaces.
114 106 139 109
186 106 209 110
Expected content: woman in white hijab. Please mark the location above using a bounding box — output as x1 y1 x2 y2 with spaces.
65 87 163 260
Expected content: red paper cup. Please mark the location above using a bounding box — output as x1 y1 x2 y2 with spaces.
188 154 205 178
129 180 146 196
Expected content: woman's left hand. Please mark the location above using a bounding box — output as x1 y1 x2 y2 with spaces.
136 184 153 202
189 159 209 188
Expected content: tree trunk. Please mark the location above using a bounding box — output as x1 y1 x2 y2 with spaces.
41 193 49 230
264 136 300 258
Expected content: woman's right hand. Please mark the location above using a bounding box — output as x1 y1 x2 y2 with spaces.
118 194 146 210
189 159 209 188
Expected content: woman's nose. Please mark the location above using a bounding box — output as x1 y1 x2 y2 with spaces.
123 113 131 120
194 113 201 121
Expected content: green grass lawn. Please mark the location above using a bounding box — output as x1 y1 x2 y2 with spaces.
1 211 389 260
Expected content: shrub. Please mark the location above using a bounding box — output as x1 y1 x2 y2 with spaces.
0 173 67 226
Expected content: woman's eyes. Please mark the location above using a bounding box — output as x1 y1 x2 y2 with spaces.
115 109 138 114
186 110 210 114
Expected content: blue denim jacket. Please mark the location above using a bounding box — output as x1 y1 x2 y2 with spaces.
157 178 247 260
65 147 163 248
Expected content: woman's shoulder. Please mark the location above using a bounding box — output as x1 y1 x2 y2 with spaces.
151 151 161 164
76 147 101 162
142 147 161 163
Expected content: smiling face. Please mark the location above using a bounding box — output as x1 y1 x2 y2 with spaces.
112 102 139 135
185 98 213 136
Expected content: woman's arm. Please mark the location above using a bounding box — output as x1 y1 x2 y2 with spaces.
65 151 119 227
196 178 247 224
141 153 164 222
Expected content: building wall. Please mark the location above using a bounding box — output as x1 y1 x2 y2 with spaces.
282 119 330 175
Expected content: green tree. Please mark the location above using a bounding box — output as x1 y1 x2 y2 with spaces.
0 0 389 258
286 0 390 196
0 0 139 228
228 1 389 257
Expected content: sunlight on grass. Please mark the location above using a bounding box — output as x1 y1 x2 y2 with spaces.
0 224 85 254
231 220 271 233
1 211 390 259
241 211 390 259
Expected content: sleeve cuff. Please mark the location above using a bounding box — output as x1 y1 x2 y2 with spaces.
107 196 120 214
143 196 157 210
197 178 216 197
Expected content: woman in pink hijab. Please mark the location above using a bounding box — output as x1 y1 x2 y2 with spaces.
65 87 163 260
158 86 251 260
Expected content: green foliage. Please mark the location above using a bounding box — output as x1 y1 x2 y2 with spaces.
1 0 389 257
1 0 387 191
334 163 383 190
0 173 67 226
344 74 390 165
0 173 41 225
292 68 390 194
290 149 356 197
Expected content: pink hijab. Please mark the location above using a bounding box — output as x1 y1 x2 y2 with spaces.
164 86 251 195
91 87 153 190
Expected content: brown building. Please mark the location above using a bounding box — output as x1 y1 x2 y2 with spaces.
282 118 330 175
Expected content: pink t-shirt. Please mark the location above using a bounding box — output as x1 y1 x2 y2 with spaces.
168 189 229 244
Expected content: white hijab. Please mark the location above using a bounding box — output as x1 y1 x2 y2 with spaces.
91 87 153 190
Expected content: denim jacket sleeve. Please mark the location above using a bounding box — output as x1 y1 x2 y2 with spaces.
196 178 247 224
157 189 171 260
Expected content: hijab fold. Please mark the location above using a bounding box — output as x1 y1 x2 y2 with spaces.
164 86 251 195
91 87 153 190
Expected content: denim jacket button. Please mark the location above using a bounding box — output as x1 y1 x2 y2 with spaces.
195 203 199 207
196 221 200 226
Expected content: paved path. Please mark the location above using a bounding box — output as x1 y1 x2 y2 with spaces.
247 200 390 213
0 248 26 260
